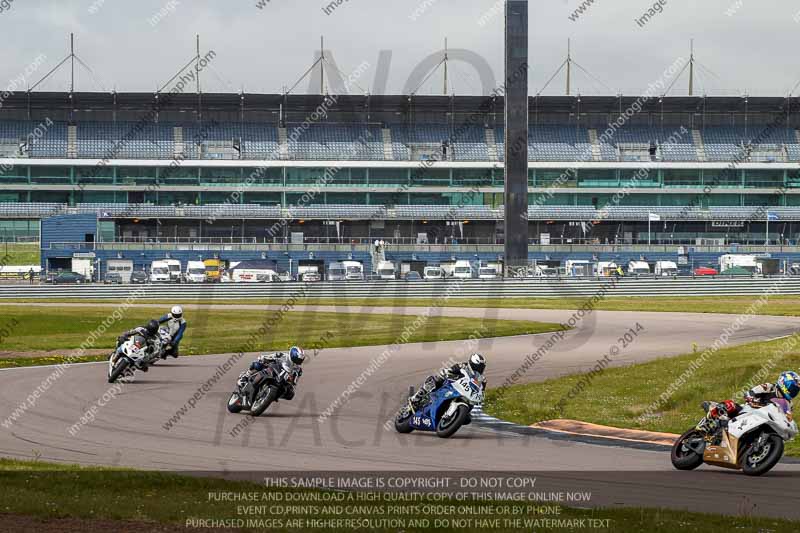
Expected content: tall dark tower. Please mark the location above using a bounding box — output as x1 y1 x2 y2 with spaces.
504 0 529 273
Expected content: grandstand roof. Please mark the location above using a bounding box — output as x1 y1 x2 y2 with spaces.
1 92 796 115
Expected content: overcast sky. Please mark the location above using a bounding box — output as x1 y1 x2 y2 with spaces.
1 0 798 97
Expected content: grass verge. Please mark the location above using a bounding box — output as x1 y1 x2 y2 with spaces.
484 335 800 456
8 294 800 316
0 458 794 532
0 242 39 265
0 306 563 368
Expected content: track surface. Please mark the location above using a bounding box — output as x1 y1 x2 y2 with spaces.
2 307 800 519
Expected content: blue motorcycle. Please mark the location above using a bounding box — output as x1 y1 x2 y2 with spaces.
395 369 485 438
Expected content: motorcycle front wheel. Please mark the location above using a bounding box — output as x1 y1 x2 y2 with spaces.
108 357 130 384
394 408 414 434
670 429 705 470
742 433 784 476
227 392 243 414
250 386 280 417
436 404 470 438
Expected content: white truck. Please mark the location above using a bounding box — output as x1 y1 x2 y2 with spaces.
452 260 474 279
185 261 207 283
654 260 679 277
327 261 347 281
478 264 500 279
106 259 133 283
298 264 322 282
423 266 445 280
150 260 172 283
534 264 559 278
565 260 593 277
719 254 758 274
230 260 280 283
342 260 364 281
375 260 396 280
164 259 182 283
597 261 619 277
71 257 95 281
627 260 651 277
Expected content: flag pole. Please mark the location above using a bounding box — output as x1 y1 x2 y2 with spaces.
766 212 769 248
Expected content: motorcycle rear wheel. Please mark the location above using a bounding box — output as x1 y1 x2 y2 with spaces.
742 433 784 476
670 429 705 470
250 386 280 417
436 404 470 438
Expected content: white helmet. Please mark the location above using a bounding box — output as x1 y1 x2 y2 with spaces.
170 305 183 319
468 353 486 375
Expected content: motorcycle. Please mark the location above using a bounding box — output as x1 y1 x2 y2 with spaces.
107 334 152 383
394 368 484 438
157 327 178 359
671 398 798 476
227 360 298 417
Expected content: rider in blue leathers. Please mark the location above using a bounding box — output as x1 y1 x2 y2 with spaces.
158 305 186 358
408 353 487 411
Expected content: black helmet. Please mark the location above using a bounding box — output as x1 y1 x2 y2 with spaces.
468 353 486 375
146 320 159 336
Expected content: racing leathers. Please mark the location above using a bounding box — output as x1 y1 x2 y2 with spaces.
158 313 186 358
408 362 486 411
697 383 786 437
116 326 160 369
240 352 303 403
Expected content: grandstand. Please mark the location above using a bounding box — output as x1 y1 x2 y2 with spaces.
2 92 800 272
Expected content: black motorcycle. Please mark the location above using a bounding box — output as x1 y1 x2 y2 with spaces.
227 360 298 417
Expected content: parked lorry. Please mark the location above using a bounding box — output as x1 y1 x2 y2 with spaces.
327 261 348 281
150 260 172 282
203 259 227 283
374 260 397 280
423 266 445 280
71 256 95 281
627 260 651 277
452 260 474 279
164 259 182 283
719 254 758 275
565 260 593 277
106 259 133 283
230 260 280 283
185 261 207 283
478 263 500 279
342 260 364 281
534 264 559 278
597 261 620 277
654 260 679 277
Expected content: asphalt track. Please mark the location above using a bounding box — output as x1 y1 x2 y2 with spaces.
2 306 800 519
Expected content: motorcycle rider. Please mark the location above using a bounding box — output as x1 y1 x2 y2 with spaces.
116 319 162 371
407 353 487 411
696 371 800 437
158 305 187 359
239 346 306 404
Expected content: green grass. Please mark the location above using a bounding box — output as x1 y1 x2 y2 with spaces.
10 295 800 317
0 458 795 532
0 305 562 368
484 335 800 456
0 242 39 265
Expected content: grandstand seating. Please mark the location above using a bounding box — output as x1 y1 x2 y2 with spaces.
7 202 800 222
0 119 798 163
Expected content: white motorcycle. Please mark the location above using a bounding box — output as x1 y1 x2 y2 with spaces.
671 398 798 476
108 334 152 383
